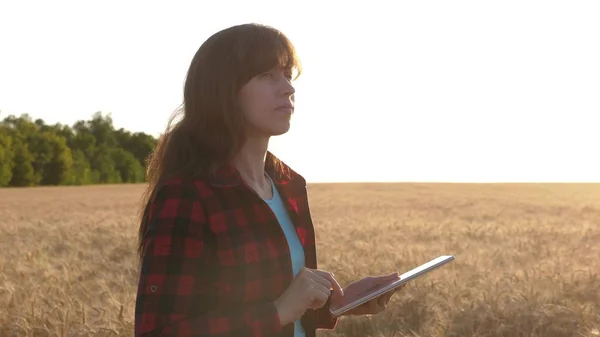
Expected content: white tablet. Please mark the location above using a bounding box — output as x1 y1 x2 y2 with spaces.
329 255 455 317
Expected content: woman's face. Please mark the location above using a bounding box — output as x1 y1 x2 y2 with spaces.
238 65 296 138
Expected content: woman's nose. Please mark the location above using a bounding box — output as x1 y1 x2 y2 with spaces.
280 77 295 96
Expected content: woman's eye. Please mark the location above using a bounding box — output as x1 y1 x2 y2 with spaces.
260 71 292 81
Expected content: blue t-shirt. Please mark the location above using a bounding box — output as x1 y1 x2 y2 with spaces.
264 175 306 337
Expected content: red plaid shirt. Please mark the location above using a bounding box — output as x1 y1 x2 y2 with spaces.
135 152 338 337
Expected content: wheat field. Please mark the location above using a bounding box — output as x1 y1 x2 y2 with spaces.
1 183 599 337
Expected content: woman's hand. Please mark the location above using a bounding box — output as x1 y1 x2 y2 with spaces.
274 268 344 326
332 273 405 316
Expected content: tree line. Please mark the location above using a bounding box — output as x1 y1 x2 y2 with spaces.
0 111 157 187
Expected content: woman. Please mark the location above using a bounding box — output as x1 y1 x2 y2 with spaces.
134 23 403 337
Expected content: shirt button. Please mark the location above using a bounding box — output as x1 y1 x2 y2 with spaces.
150 285 158 292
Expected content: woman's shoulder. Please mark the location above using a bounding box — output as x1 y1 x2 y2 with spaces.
153 156 308 201
155 175 213 198
265 151 307 187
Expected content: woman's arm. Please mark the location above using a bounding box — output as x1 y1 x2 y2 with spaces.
135 180 283 337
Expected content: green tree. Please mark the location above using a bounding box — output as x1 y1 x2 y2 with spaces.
115 128 156 169
90 144 121 183
112 148 145 183
0 128 15 186
64 149 94 185
40 133 73 185
9 137 36 187
0 111 157 188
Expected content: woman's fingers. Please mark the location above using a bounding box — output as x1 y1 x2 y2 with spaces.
312 269 344 296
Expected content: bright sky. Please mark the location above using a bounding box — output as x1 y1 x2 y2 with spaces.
1 1 599 183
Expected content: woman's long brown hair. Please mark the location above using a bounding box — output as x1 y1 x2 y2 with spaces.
136 23 302 262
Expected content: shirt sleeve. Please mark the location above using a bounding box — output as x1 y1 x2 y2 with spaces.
313 295 339 330
134 180 283 337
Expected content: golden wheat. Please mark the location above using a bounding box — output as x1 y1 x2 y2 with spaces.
1 183 599 337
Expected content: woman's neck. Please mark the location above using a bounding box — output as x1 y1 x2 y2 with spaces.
232 136 271 193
